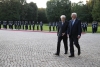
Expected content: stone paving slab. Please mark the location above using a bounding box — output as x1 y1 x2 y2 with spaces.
0 30 100 67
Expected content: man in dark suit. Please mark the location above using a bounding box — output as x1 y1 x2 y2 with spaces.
54 15 69 56
67 13 82 57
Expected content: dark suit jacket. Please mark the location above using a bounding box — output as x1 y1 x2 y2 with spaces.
68 19 82 38
57 21 69 37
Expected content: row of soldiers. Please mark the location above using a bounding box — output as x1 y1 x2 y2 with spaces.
81 21 98 33
49 22 58 31
0 21 43 31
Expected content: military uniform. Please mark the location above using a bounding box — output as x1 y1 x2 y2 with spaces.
40 21 43 31
25 21 28 30
37 22 39 30
22 21 25 30
49 22 51 32
32 21 35 31
3 21 7 29
53 22 55 31
29 21 31 30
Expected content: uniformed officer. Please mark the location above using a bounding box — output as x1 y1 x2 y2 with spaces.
32 21 35 31
92 22 95 33
22 21 24 30
29 21 31 30
25 21 28 30
14 21 18 29
9 21 13 29
3 21 7 29
40 21 43 31
49 22 51 32
37 22 39 30
53 22 55 31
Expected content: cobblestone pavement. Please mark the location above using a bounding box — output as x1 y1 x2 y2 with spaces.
0 30 100 67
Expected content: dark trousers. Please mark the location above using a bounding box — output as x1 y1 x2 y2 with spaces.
53 26 55 31
57 36 68 54
33 26 35 30
25 26 28 30
29 25 31 30
92 28 95 33
37 26 39 30
22 25 24 30
69 36 80 55
49 26 51 32
40 26 43 31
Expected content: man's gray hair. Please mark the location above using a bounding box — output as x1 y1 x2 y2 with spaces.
60 15 66 19
71 13 77 17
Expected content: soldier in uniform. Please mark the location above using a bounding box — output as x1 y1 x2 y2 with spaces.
92 21 95 33
17 21 20 30
53 22 55 31
11 21 13 29
37 22 39 30
29 21 31 30
25 21 28 30
32 21 35 31
3 21 7 29
40 21 43 31
49 22 51 32
9 21 13 29
22 21 24 30
14 21 18 29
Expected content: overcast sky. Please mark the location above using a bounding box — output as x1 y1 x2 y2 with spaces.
27 0 86 8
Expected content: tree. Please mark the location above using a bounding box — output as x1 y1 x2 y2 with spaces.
46 0 71 22
92 0 100 21
38 8 48 23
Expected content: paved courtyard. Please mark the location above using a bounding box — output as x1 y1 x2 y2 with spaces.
0 30 100 67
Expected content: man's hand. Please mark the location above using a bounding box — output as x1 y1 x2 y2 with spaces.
67 34 69 38
77 35 81 39
62 33 65 36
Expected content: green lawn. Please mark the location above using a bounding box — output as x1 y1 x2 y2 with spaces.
1 25 100 33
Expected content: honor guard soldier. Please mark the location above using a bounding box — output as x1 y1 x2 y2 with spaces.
49 22 51 32
19 21 22 29
3 21 7 29
37 22 39 30
32 21 35 31
22 21 25 30
9 21 13 29
92 21 95 33
17 21 20 30
11 21 13 29
29 21 31 30
25 21 28 30
53 22 55 31
40 21 43 31
0 21 1 29
14 21 18 29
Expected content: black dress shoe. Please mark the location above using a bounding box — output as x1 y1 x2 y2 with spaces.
69 55 74 57
78 52 81 55
64 52 68 54
54 53 59 56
